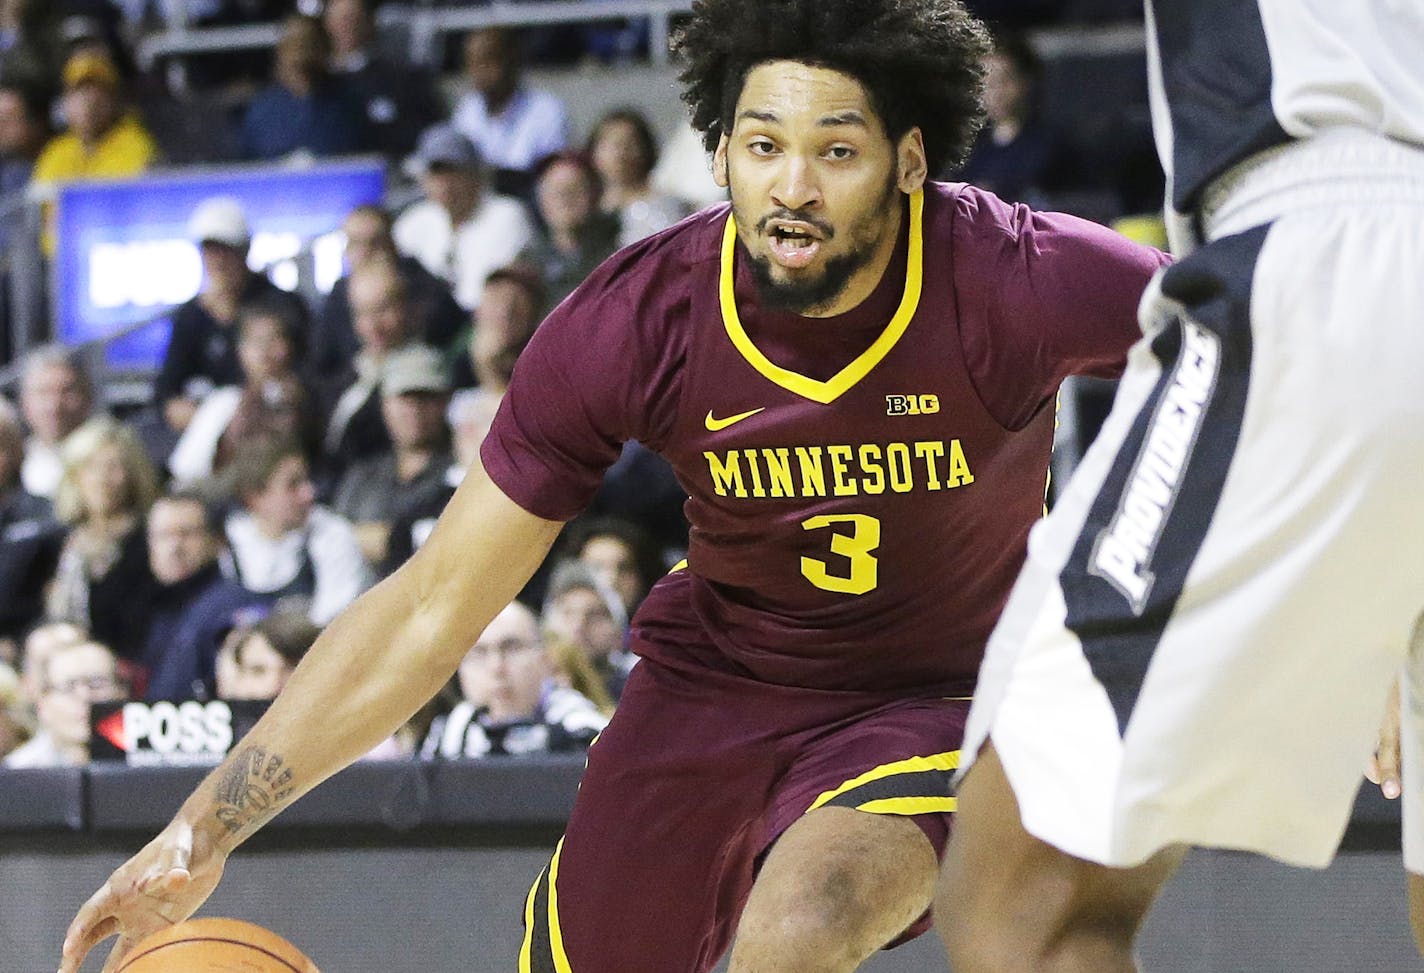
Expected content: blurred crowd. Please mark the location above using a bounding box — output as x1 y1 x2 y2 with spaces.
0 0 1158 769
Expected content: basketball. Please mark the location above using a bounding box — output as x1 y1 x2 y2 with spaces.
116 918 320 973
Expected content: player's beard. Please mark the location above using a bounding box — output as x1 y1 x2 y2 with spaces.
744 172 902 315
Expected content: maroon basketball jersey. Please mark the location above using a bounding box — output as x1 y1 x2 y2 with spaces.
482 182 1167 694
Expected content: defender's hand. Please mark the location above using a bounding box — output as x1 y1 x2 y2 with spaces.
58 819 228 973
1366 678 1402 800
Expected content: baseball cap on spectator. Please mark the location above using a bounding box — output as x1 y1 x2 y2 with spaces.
408 125 484 176
187 197 251 249
62 52 120 91
382 344 452 396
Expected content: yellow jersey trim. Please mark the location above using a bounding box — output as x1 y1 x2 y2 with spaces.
518 866 545 973
547 837 573 972
718 189 925 405
807 749 960 812
853 796 958 815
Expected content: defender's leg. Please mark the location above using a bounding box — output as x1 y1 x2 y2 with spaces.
938 744 1182 973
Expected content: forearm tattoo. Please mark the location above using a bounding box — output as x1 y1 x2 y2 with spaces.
213 746 296 834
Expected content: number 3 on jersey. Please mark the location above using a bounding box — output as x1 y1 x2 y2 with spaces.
800 514 880 595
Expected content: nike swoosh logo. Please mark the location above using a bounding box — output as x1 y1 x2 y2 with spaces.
705 407 766 432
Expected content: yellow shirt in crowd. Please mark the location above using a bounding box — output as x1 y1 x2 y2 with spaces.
31 114 158 253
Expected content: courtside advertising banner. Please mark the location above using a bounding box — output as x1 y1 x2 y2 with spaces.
52 157 385 371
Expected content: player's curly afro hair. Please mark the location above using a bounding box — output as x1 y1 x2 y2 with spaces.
673 0 991 176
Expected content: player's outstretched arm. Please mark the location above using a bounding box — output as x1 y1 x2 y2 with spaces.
58 461 564 973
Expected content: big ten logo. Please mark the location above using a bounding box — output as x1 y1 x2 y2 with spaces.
885 394 941 416
86 230 346 311
122 700 234 756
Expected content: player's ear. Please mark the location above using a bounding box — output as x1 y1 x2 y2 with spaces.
713 133 730 188
896 127 928 194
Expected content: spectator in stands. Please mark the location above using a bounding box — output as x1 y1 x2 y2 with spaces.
520 152 620 308
562 516 664 618
378 382 495 578
421 600 607 760
650 122 725 210
0 660 26 760
393 124 534 311
449 264 543 392
156 196 309 437
18 344 97 499
240 13 364 162
3 637 125 767
224 438 371 626
451 27 569 198
30 51 156 251
318 260 428 474
16 618 84 708
168 297 318 490
954 31 1068 204
0 0 64 92
218 606 319 702
588 108 691 247
46 418 160 665
310 204 465 377
141 491 264 702
541 559 633 702
322 0 441 161
0 80 48 250
0 397 64 652
332 344 452 568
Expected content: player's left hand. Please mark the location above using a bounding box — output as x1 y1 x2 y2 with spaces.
1366 677 1402 800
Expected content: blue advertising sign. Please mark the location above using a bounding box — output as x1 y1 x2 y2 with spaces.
52 158 385 370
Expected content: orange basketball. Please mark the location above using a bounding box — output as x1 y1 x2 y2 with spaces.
117 917 320 973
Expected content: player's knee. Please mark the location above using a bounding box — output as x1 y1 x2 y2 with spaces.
740 863 893 960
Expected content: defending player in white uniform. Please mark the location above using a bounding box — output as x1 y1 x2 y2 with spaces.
940 2 1424 969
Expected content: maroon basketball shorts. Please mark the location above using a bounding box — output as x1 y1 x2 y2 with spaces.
518 656 969 973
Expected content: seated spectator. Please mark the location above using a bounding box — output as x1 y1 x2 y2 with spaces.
0 0 64 92
0 80 49 251
451 28 569 198
16 619 85 708
449 264 543 392
650 122 726 210
141 491 265 702
155 196 310 436
0 397 64 651
219 606 319 702
953 32 1070 203
323 0 441 161
541 560 633 702
168 297 319 490
332 344 452 567
30 51 155 251
378 384 498 578
18 344 99 499
520 152 620 308
0 661 27 760
317 259 430 475
3 638 125 767
421 600 607 760
393 124 534 311
562 516 665 618
240 13 364 162
310 204 466 377
46 418 160 665
224 438 371 626
587 108 691 247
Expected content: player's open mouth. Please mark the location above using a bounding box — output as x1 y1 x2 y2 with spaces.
767 222 823 269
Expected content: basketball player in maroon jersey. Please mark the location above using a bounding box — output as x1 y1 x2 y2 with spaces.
59 2 1168 971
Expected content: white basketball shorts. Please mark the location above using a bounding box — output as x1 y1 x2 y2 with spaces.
961 130 1424 871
